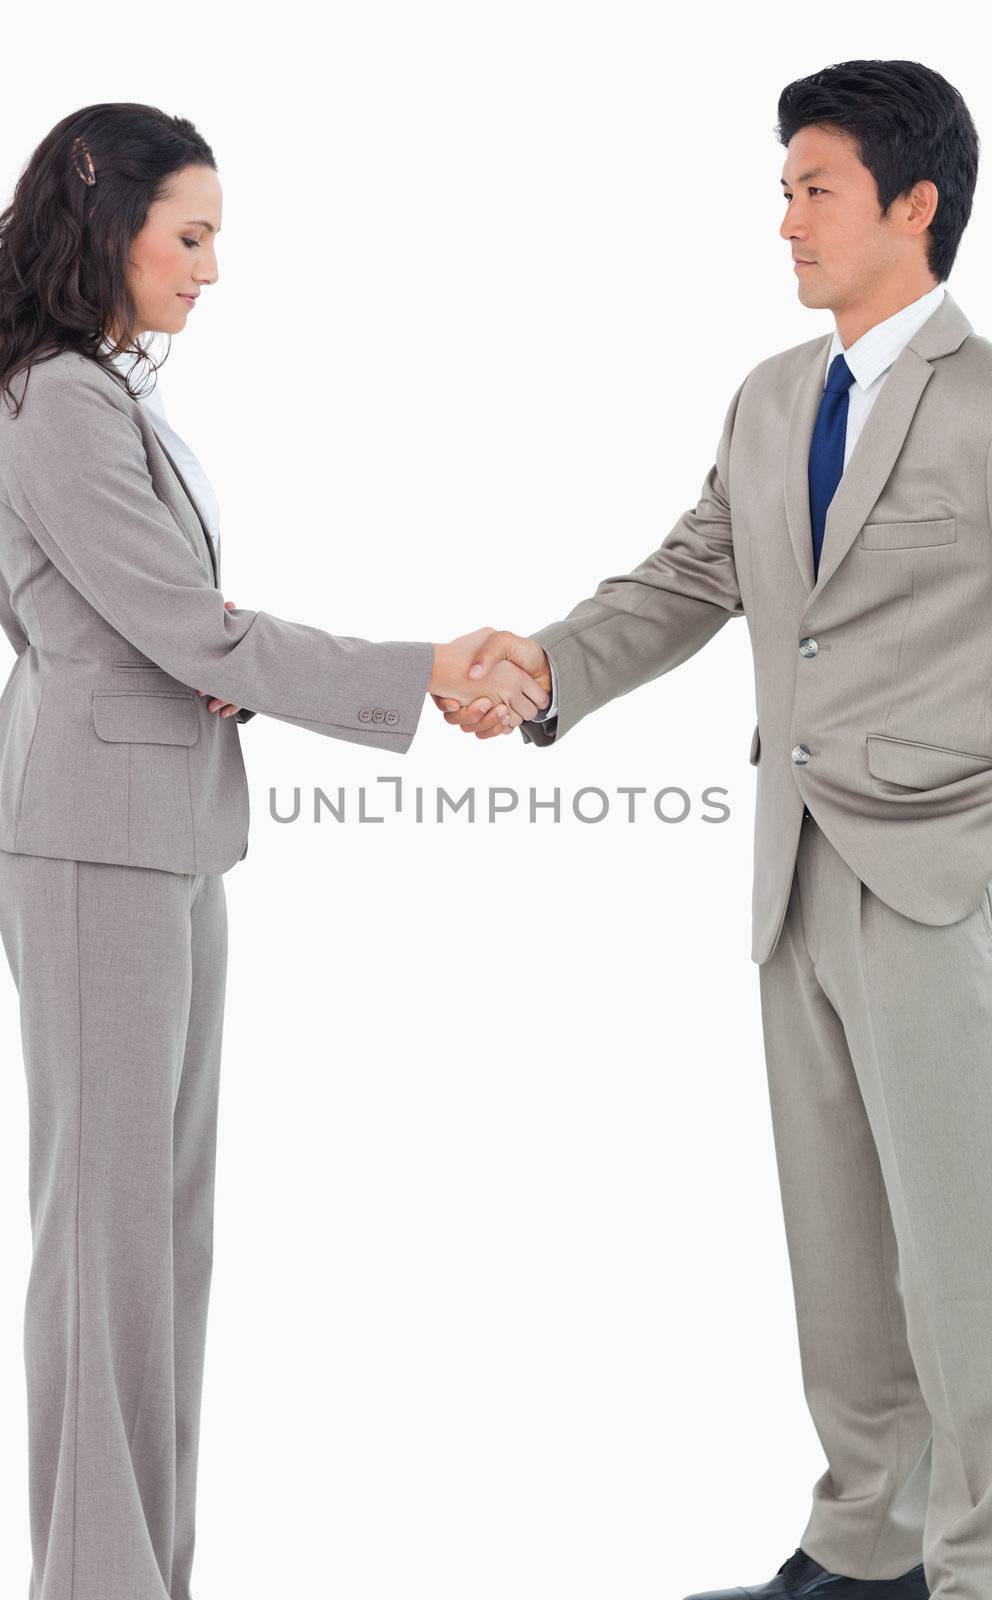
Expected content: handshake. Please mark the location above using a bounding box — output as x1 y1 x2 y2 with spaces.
428 626 551 738
197 608 550 737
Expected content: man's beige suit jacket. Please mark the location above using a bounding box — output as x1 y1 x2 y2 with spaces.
521 290 992 965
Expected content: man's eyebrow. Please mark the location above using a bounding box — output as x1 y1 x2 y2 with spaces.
183 219 219 233
780 168 832 187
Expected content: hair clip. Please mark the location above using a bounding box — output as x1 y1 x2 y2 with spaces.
71 136 96 187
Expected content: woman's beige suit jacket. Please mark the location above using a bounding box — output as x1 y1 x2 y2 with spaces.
0 350 432 874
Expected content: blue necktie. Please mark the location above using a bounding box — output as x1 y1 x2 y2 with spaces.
808 352 856 578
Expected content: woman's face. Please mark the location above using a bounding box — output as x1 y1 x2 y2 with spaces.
126 163 222 336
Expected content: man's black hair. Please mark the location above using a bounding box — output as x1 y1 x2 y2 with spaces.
776 60 979 282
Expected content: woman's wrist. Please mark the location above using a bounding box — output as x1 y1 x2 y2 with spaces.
429 641 456 699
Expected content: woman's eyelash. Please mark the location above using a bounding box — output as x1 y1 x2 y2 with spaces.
182 237 199 249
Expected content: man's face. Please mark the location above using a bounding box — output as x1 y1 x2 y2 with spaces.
779 124 913 315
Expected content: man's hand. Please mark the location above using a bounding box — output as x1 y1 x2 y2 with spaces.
432 630 550 738
197 599 243 717
429 628 550 724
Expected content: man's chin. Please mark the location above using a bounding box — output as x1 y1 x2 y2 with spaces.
796 277 831 310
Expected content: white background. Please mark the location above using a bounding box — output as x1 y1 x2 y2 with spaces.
0 4 989 1596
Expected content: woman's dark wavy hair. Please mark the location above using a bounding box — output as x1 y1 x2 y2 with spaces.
0 102 215 416
775 60 979 283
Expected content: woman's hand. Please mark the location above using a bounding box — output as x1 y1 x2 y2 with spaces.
431 628 552 736
197 599 243 717
429 627 550 722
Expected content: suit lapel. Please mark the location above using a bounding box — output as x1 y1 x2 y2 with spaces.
810 351 934 595
148 427 220 589
101 357 219 588
784 336 830 595
783 289 974 600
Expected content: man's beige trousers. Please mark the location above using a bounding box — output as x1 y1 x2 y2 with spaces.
760 809 992 1596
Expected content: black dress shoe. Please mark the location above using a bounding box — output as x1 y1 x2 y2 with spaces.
682 1544 929 1598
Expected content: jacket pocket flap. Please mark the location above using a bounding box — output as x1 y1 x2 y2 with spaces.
866 732 992 788
748 721 761 764
93 692 199 746
859 517 957 550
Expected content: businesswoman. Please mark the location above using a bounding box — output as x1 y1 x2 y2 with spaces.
0 102 550 1600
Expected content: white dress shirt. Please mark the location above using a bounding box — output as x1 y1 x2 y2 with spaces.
106 347 220 551
530 280 946 726
825 280 945 470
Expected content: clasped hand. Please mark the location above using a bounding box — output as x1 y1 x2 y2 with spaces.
430 628 550 738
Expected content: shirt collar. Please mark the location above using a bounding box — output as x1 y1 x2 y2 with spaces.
827 281 946 391
101 340 134 375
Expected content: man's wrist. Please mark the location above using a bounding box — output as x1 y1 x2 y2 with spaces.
528 653 557 720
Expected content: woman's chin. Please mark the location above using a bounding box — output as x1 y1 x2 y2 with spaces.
144 307 190 336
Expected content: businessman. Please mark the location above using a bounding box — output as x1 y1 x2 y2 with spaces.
433 59 992 1600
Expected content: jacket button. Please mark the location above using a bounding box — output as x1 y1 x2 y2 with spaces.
358 707 372 722
385 711 398 725
791 743 811 765
799 637 818 657
372 708 385 722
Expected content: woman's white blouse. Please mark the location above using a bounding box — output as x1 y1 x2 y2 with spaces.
107 349 220 551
